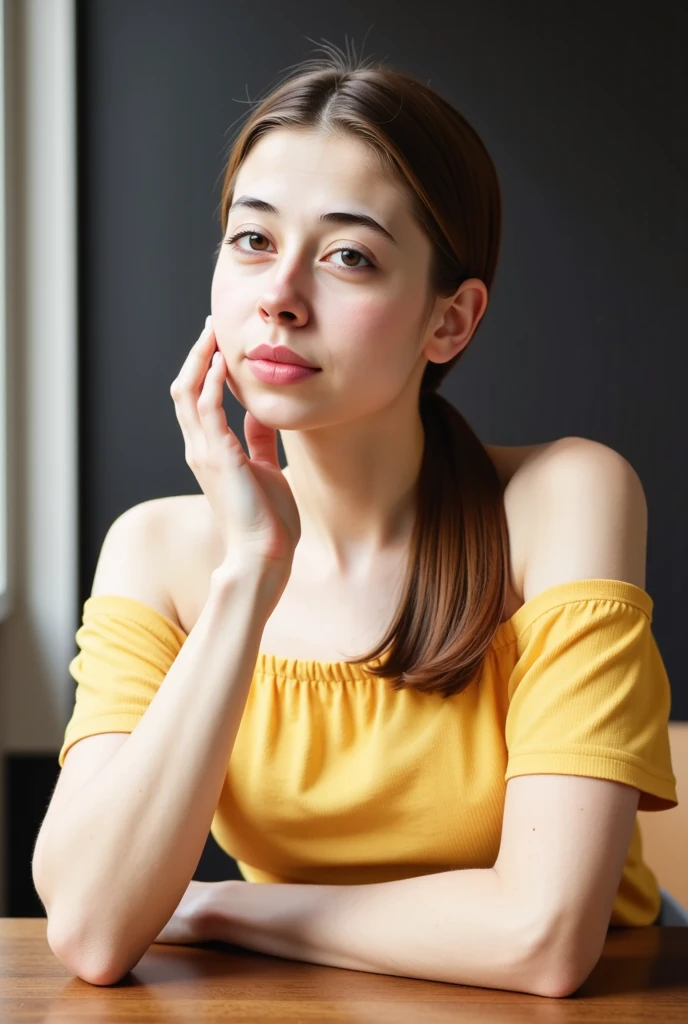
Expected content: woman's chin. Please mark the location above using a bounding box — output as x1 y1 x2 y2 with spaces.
246 406 313 429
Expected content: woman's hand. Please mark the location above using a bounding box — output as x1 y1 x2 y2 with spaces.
169 315 301 600
153 879 236 946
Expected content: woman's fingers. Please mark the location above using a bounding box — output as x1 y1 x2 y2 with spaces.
170 317 216 453
197 349 247 464
193 330 279 469
244 408 280 466
170 321 213 425
170 317 215 402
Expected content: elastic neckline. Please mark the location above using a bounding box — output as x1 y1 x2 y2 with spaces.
82 577 653 683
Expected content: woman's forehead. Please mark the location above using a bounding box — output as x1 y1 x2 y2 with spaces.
234 130 406 215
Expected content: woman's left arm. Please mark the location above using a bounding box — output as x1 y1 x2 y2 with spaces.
180 868 553 995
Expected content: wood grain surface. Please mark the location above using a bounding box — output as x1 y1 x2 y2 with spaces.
1 919 687 1021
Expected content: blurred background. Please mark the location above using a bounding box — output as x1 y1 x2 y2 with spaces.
0 0 686 917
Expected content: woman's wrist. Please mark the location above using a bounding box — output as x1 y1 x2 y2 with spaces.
210 558 289 617
198 879 245 943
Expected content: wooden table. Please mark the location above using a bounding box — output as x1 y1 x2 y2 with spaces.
1 919 687 1021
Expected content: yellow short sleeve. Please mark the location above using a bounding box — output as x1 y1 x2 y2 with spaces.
58 594 188 767
504 580 678 812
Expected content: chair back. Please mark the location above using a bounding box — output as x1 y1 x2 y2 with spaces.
638 722 688 909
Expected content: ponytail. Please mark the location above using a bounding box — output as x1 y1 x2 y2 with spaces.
346 389 513 699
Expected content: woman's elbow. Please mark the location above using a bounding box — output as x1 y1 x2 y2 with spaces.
46 914 131 986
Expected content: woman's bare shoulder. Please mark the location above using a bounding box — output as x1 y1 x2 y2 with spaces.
485 440 560 490
160 442 567 632
158 494 224 632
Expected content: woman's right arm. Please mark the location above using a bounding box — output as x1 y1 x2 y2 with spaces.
35 315 301 985
33 506 277 986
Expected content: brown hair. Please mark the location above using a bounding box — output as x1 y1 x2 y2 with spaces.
216 39 512 699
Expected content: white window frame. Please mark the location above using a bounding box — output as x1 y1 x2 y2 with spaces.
0 0 9 622
0 0 78 731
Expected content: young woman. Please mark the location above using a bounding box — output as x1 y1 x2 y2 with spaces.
33 43 677 995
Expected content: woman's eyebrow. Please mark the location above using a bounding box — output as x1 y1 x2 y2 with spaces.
228 195 398 246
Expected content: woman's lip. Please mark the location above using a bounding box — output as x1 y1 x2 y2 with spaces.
246 349 319 369
247 358 322 384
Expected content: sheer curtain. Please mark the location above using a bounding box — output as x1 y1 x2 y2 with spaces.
0 0 8 624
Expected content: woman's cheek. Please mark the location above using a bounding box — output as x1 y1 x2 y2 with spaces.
210 284 257 348
210 258 224 305
210 268 238 315
341 293 399 338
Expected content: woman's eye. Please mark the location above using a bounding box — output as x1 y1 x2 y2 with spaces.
228 231 271 253
328 248 373 270
223 230 374 272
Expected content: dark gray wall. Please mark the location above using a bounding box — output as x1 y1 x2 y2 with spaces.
77 0 686 705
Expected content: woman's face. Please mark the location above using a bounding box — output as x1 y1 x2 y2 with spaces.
210 128 439 428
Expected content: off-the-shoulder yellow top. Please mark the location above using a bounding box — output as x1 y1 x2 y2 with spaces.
58 578 678 927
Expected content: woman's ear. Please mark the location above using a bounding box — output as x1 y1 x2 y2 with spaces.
422 278 488 365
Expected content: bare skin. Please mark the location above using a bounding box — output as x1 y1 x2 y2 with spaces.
160 440 555 664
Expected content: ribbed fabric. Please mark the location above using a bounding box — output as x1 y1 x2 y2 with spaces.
59 578 678 926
